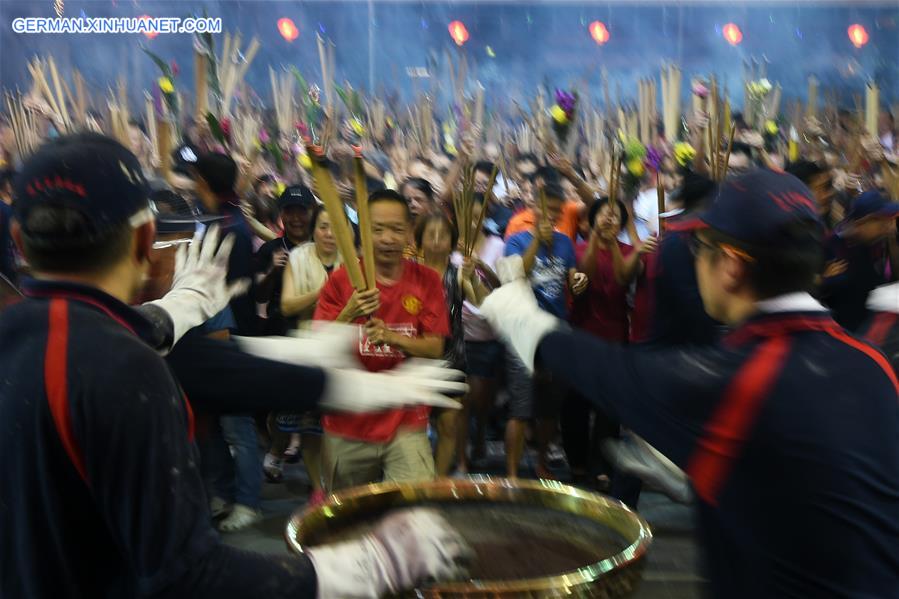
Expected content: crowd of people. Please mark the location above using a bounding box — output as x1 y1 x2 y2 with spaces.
1 60 898 597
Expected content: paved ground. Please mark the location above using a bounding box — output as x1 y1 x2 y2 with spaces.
223 440 708 598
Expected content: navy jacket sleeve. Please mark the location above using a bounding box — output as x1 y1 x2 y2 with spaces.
537 329 739 468
166 330 327 414
75 340 318 597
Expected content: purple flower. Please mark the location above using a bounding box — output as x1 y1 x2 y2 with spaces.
645 146 664 172
259 128 270 144
555 89 577 115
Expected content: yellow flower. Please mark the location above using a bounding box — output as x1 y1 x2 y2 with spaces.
626 159 645 178
765 120 779 135
275 182 286 196
674 142 696 167
158 77 174 94
298 153 312 170
350 118 365 137
550 105 569 125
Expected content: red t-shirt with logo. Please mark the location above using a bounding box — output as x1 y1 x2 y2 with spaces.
314 260 450 442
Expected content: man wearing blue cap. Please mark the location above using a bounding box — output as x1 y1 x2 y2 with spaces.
481 169 899 598
0 133 470 598
819 189 899 332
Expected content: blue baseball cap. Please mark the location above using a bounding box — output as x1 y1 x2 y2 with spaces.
690 169 823 251
14 133 150 237
846 190 899 222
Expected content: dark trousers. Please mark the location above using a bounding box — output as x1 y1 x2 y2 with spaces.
559 390 619 480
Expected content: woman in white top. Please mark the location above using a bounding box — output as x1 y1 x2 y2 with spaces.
264 207 342 505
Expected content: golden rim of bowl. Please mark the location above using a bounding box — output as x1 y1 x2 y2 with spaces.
285 477 653 596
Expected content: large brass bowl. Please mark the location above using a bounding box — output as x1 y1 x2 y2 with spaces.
285 477 652 597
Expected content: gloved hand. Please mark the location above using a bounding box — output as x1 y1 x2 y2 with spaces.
479 255 563 372
307 508 471 599
145 226 250 349
234 325 468 411
867 281 899 314
234 321 360 370
321 366 466 412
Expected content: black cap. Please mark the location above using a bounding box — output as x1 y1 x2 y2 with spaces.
278 184 316 211
13 132 149 237
193 151 237 195
150 187 222 234
688 169 823 252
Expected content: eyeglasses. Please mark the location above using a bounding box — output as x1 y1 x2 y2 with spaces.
688 233 756 263
152 238 193 250
688 234 718 257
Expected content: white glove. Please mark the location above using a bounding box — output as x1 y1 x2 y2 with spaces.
145 225 250 349
479 255 563 372
235 326 468 411
234 322 360 370
321 365 466 412
307 508 471 599
867 281 899 314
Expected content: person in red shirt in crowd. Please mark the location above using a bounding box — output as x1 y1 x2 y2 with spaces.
564 198 657 488
314 189 450 490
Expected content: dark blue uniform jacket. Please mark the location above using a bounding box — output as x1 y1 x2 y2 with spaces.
538 308 899 598
0 279 317 598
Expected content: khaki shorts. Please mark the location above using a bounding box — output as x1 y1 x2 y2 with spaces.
323 428 436 492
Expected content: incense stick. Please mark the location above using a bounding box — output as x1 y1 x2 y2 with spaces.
353 151 376 290
307 144 366 291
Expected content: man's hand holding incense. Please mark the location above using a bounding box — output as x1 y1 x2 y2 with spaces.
338 288 380 322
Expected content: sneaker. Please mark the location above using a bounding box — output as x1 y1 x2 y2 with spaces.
603 435 692 504
218 504 263 532
263 453 284 483
209 496 231 519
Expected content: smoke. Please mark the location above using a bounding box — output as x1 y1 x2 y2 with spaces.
1 1 896 118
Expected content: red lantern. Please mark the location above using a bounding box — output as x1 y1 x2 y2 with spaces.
589 21 610 45
448 20 469 46
848 24 869 48
723 23 743 46
278 18 299 42
139 15 158 40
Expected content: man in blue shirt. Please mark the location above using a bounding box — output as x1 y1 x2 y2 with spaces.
502 182 587 478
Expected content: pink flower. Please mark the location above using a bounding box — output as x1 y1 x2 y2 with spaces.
259 129 270 144
170 60 180 77
692 82 709 98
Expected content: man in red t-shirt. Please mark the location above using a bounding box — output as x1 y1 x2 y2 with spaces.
314 189 450 490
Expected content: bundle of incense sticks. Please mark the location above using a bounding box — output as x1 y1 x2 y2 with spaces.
453 164 498 257
607 144 622 205
317 34 336 118
144 91 159 167
706 81 736 183
306 142 366 291
660 64 682 142
234 109 262 160
5 91 40 161
195 50 208 122
353 149 376 290
219 33 260 118
27 57 70 133
806 76 818 120
865 82 879 138
269 67 296 138
638 78 657 146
